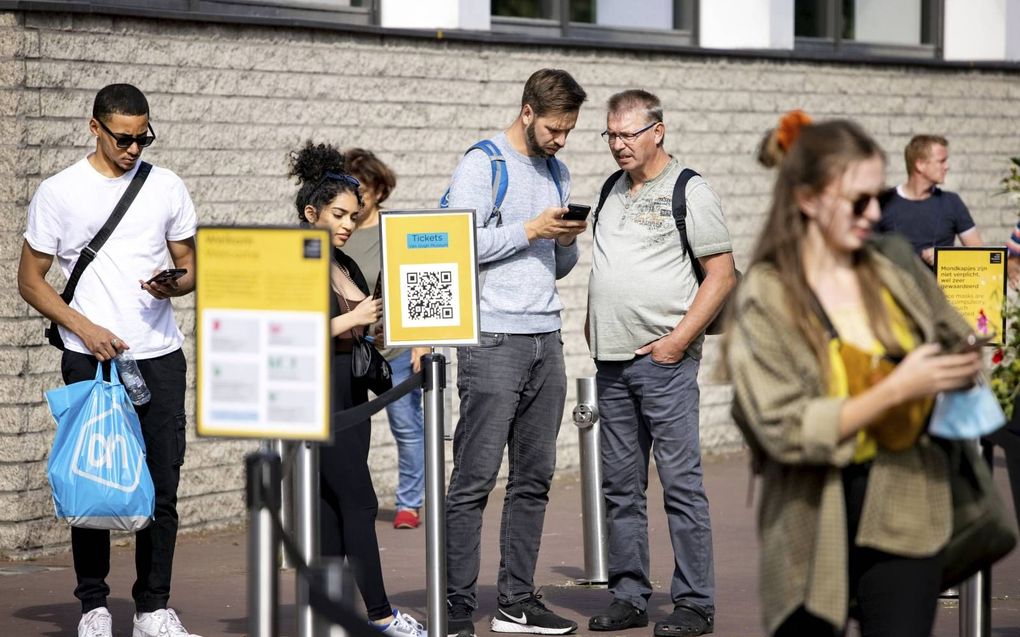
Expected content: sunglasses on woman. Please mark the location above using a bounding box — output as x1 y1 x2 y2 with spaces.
96 119 157 149
843 192 880 217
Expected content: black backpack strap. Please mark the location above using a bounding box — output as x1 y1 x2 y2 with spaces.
46 161 152 347
592 169 624 229
671 168 702 284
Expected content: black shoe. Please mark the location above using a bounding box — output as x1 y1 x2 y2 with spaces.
447 601 475 637
653 601 714 636
588 599 649 632
490 593 578 635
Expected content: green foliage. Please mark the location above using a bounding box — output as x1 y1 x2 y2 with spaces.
991 156 1020 419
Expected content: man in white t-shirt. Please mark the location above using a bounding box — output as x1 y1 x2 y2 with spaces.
17 84 200 637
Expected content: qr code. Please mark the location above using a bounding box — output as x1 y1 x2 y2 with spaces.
401 263 460 327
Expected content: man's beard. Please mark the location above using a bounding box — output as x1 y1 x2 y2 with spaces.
525 121 550 158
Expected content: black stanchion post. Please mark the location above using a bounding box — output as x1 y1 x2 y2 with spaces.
247 451 282 637
422 352 448 637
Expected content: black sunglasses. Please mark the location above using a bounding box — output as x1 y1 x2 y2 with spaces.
848 192 879 217
96 119 156 149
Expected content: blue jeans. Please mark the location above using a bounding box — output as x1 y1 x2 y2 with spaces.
596 354 715 614
446 331 566 608
385 350 424 510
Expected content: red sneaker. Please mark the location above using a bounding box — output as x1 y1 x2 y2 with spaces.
393 508 420 529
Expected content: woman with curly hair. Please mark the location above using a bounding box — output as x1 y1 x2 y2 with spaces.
289 141 423 637
726 116 983 636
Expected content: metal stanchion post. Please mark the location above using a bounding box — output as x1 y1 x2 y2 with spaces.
274 439 295 570
295 440 321 637
440 347 454 440
572 377 609 585
960 441 996 637
323 557 354 637
423 352 448 637
247 451 281 637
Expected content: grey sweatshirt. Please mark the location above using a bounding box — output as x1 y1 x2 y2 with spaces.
446 132 578 333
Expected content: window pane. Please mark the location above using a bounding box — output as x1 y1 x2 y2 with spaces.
492 0 555 19
571 0 594 23
592 0 693 31
795 0 831 38
844 0 929 46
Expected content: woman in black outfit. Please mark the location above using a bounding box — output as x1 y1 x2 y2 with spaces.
289 141 423 637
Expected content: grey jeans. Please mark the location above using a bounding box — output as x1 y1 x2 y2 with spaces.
595 354 715 614
446 331 567 608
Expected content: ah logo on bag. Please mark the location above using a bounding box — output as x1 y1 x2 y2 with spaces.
70 401 146 493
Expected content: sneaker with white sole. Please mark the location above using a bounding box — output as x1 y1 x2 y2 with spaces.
78 607 113 637
490 594 577 635
132 608 203 637
377 609 426 637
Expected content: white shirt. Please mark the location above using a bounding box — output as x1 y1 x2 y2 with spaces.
24 156 197 359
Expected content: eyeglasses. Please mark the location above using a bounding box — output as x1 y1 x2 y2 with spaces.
96 119 156 149
323 172 360 188
601 121 658 144
843 192 879 217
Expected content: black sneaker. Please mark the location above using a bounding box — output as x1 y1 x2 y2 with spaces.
447 601 475 637
490 593 578 635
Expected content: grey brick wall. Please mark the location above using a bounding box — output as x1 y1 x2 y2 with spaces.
1 10 1018 557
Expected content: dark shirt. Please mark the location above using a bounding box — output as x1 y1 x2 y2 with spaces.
876 186 976 258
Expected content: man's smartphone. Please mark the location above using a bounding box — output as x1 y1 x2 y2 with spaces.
145 268 187 286
949 332 995 354
563 203 591 222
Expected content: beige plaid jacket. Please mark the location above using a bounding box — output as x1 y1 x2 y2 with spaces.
727 238 973 635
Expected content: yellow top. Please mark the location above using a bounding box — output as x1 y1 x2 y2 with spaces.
826 289 927 463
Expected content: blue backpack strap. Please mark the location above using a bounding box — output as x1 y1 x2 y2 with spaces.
546 157 564 205
440 140 507 228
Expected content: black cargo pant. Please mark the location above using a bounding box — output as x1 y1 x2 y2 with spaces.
61 349 187 614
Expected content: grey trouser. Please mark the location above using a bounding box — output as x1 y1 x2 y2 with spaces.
595 354 715 613
446 331 567 608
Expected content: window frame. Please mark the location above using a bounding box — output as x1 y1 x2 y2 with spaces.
794 0 944 59
490 0 699 48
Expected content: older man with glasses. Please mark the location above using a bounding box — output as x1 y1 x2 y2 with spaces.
584 89 736 637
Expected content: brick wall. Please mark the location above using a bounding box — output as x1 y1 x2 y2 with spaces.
0 10 1018 557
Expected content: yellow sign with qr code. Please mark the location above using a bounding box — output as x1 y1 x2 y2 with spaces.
934 247 1006 346
379 209 480 347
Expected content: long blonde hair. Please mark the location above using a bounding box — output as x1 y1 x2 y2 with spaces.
745 119 899 373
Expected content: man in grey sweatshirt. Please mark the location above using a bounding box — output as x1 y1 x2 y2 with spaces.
443 69 587 637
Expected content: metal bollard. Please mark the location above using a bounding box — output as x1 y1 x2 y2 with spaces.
297 556 354 637
573 377 609 585
246 450 281 637
423 352 449 637
274 439 295 570
294 440 321 637
959 442 996 637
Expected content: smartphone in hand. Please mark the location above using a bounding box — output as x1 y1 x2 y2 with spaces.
563 203 591 221
949 332 995 354
145 268 187 286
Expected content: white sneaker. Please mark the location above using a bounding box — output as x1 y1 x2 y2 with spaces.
377 609 426 637
78 607 113 637
132 608 203 637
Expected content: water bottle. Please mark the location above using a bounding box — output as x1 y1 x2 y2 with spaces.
115 351 151 406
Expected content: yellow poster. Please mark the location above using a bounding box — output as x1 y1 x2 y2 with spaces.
195 226 331 441
379 209 480 347
934 247 1006 346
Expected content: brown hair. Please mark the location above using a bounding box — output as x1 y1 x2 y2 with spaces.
742 119 898 375
904 134 948 175
521 69 587 117
343 147 396 206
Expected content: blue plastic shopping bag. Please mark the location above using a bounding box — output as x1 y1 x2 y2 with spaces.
45 361 155 531
928 377 1007 440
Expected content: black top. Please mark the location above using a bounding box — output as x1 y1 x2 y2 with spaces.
329 248 369 321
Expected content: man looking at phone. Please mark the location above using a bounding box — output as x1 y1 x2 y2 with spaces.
17 84 199 637
442 68 587 637
585 89 735 637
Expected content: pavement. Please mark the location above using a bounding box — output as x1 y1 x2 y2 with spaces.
3 450 1020 636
